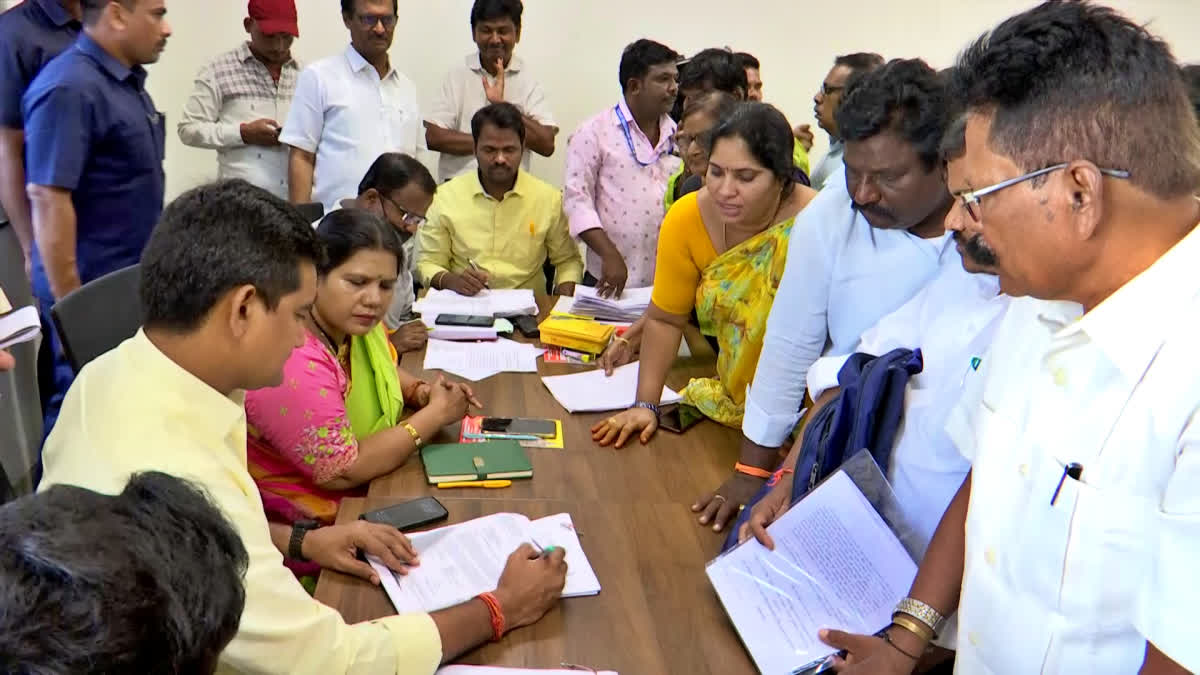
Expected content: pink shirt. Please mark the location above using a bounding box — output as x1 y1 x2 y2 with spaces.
563 99 680 287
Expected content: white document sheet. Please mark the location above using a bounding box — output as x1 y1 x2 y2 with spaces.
541 362 682 413
413 288 538 318
706 470 917 675
437 668 617 675
423 338 542 381
0 306 41 350
371 512 600 614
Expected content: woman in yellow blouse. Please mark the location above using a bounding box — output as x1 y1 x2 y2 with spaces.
593 103 817 447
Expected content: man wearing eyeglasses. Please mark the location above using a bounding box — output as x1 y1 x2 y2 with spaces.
324 152 436 352
280 0 422 212
806 52 884 191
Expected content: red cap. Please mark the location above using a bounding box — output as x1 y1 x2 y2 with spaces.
248 0 299 38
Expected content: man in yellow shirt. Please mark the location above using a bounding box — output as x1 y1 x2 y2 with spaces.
39 180 568 674
418 102 582 296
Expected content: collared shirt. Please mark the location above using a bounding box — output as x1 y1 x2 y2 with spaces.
0 0 81 128
944 223 1200 673
39 330 443 675
318 203 417 329
280 45 422 212
22 33 165 302
416 169 583 291
807 254 1008 552
426 53 555 183
742 167 954 447
809 139 844 191
178 42 299 199
562 98 679 287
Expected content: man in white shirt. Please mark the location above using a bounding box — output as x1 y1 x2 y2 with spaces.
819 4 1200 674
280 0 421 212
693 59 956 533
807 52 884 190
424 0 556 183
178 0 299 199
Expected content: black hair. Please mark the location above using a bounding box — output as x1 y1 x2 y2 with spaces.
315 208 405 277
81 0 134 24
682 90 740 150
470 0 522 31
735 51 760 71
140 180 322 333
0 472 248 674
471 102 526 145
834 52 886 76
1185 65 1200 123
707 102 797 197
618 39 680 92
940 113 969 163
950 1 1200 199
836 58 949 171
340 0 398 16
358 153 437 198
679 48 748 99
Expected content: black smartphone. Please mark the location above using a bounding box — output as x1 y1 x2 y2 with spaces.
359 497 449 531
435 314 494 327
512 315 540 338
481 416 557 438
659 404 704 434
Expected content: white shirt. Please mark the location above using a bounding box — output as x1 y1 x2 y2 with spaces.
944 223 1200 674
177 42 299 199
426 53 555 183
742 167 956 447
280 46 422 212
807 252 1007 551
809 138 844 191
315 204 417 330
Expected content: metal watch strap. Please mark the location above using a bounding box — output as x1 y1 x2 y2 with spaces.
288 519 319 561
632 401 661 417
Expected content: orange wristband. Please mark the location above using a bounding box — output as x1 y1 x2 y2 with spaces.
735 462 773 479
478 592 505 641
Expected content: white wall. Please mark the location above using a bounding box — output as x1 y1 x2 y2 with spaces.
119 0 1200 200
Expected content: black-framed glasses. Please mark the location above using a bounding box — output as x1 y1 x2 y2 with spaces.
355 13 397 29
953 162 1130 222
819 82 844 96
380 194 426 227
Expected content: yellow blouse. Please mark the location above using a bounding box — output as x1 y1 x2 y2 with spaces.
650 192 718 315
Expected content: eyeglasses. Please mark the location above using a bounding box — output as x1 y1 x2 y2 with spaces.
380 194 426 227
819 82 844 97
953 162 1130 222
355 13 397 29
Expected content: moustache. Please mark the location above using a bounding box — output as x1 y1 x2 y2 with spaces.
958 231 998 266
852 202 894 222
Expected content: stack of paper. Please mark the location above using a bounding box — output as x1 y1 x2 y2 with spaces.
541 362 682 413
423 338 543 381
370 512 601 614
0 306 40 350
413 288 538 318
569 287 652 322
706 470 917 675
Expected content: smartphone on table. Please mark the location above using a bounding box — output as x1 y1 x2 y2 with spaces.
434 314 494 327
659 404 704 434
359 496 449 531
481 416 558 438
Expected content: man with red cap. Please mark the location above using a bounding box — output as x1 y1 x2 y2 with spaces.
178 0 300 200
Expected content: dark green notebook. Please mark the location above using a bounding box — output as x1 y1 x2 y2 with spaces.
420 440 533 484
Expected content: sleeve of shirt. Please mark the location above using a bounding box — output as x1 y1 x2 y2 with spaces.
562 122 604 237
522 79 556 127
0 40 30 128
1135 424 1200 672
209 468 442 675
22 83 92 190
425 71 459 129
741 192 838 446
546 195 583 286
416 197 454 284
649 198 703 315
178 66 244 149
279 66 323 154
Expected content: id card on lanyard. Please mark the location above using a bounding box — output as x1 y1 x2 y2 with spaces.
615 104 671 167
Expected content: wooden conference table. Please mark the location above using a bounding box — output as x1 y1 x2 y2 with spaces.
314 297 758 675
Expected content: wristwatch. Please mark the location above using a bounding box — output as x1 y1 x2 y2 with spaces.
288 519 320 561
632 401 661 417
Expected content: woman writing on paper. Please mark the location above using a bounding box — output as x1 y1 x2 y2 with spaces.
592 103 817 446
246 209 481 536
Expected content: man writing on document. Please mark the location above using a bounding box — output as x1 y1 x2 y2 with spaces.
817 3 1200 674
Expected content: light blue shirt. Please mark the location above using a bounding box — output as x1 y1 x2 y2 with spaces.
809 138 844 191
742 167 955 446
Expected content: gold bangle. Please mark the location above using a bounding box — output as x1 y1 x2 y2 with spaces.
402 422 423 448
613 336 631 347
891 613 936 643
431 271 447 290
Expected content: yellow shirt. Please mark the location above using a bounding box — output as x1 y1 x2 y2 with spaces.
39 330 442 675
416 170 583 291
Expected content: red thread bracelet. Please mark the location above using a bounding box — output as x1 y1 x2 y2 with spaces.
477 592 505 641
766 467 794 487
735 462 773 479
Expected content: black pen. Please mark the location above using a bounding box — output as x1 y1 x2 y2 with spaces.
1050 462 1084 505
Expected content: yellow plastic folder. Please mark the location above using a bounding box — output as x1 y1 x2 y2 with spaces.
538 317 615 354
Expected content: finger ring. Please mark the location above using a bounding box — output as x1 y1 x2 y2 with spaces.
712 494 727 504
608 417 618 424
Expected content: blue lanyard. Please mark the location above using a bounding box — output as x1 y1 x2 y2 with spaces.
615 105 670 167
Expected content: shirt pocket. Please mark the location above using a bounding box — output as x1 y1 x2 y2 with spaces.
385 99 417 152
107 119 158 173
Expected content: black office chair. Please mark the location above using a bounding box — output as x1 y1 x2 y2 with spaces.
50 264 142 372
296 202 324 223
